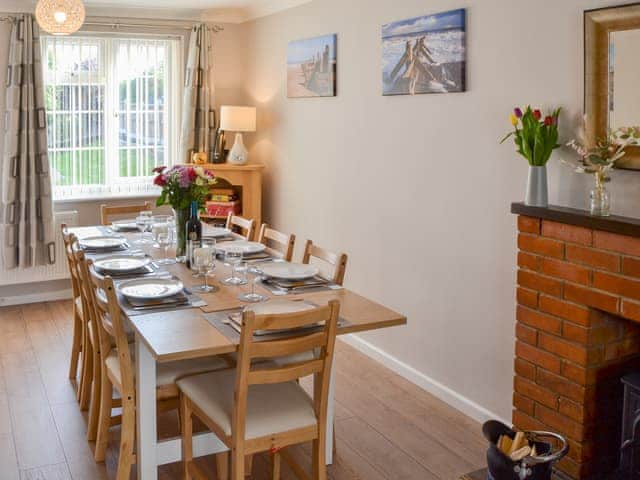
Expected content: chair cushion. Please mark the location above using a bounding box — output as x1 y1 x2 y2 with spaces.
105 344 228 387
177 369 317 440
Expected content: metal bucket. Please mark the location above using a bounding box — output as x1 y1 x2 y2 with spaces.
482 420 569 480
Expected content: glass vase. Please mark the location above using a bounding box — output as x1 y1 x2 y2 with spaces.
173 207 189 262
590 173 611 217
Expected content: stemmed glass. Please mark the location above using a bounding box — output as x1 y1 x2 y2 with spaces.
222 249 247 286
134 212 153 245
156 230 176 265
238 264 266 303
192 238 217 293
151 215 171 248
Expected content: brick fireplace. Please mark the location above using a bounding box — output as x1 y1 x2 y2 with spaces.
512 203 640 479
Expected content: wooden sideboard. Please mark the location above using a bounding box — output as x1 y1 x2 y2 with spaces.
194 163 265 230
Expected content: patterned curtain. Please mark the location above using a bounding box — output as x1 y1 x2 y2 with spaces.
179 24 215 164
0 15 55 268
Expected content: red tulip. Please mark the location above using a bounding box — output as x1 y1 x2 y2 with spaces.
533 110 542 121
152 166 166 174
544 116 553 126
187 167 197 181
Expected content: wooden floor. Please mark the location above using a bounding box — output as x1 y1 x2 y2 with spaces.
0 300 486 480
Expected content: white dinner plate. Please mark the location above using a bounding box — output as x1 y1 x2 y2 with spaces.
94 255 151 273
202 225 232 238
112 219 139 232
246 299 315 316
216 241 266 255
118 278 184 300
260 262 319 280
80 236 127 249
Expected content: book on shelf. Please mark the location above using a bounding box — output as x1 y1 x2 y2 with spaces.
205 200 241 217
209 194 238 202
210 187 236 196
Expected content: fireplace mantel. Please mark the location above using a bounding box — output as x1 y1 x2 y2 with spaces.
511 203 640 239
511 203 640 479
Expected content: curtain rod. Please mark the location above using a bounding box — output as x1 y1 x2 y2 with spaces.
84 21 223 32
0 15 223 33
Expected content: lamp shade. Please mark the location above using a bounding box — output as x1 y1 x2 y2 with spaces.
219 106 256 132
35 0 85 36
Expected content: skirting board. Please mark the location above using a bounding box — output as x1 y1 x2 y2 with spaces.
341 334 511 426
0 289 73 307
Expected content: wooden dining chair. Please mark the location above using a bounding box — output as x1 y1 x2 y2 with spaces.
88 266 230 480
100 201 152 226
74 249 114 442
302 240 348 286
177 300 341 480
225 212 256 241
61 225 81 382
61 225 93 411
257 224 296 262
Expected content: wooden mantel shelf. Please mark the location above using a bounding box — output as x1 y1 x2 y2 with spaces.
511 202 640 239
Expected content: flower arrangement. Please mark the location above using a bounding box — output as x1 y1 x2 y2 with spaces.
565 126 640 182
564 125 640 216
501 106 562 166
153 165 216 210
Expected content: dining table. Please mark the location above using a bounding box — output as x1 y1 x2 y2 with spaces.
70 224 407 480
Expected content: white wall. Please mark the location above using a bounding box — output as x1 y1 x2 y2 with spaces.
242 0 640 421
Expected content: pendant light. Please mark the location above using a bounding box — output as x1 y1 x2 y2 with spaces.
35 0 86 36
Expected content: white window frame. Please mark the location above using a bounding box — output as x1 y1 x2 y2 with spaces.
42 32 184 202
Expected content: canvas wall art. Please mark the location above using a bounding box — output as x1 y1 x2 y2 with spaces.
287 34 337 98
382 9 466 96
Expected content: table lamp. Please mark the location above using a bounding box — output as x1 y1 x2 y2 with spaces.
219 105 256 165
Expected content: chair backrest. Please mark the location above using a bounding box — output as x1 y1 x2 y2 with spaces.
257 224 295 262
88 262 135 396
225 213 255 241
100 202 152 226
74 249 106 356
233 300 340 442
302 240 348 286
61 225 81 299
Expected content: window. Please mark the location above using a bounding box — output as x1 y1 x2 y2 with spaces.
42 35 182 200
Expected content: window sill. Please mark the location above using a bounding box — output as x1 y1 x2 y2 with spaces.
53 191 160 204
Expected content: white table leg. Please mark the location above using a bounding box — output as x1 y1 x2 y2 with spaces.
136 334 158 480
325 358 336 465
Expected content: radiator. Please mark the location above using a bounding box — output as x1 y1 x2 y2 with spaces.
0 210 79 286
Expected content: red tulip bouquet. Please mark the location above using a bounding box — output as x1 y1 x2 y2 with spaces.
501 106 562 166
501 106 561 207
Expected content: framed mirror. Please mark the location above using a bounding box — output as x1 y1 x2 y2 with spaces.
585 3 640 170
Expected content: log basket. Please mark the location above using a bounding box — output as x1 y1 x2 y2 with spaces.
482 420 569 480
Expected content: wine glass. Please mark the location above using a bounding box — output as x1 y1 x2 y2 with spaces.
134 212 153 245
238 264 266 303
222 248 247 286
156 230 176 265
151 215 171 248
192 239 217 293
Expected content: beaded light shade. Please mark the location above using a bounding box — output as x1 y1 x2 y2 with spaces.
35 0 85 36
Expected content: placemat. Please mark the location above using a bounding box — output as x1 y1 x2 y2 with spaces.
204 307 348 343
258 279 343 296
116 286 207 317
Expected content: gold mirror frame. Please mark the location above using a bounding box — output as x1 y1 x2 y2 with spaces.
585 3 640 170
